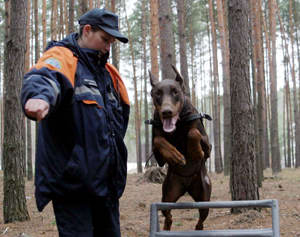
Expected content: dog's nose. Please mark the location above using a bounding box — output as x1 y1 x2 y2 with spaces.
162 109 173 118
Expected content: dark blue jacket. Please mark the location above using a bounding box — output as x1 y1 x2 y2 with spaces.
21 33 130 211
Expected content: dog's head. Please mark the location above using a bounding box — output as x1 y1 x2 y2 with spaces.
149 65 185 133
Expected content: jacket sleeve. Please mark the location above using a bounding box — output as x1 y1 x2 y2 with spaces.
21 46 78 120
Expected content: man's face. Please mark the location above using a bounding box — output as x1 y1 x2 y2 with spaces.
82 25 116 54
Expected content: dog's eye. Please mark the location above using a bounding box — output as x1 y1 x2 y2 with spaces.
172 89 178 96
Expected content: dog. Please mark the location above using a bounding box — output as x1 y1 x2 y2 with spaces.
149 65 212 230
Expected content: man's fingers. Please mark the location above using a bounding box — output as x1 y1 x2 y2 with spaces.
25 99 50 121
36 108 49 121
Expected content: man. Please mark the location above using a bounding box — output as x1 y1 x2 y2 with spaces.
21 8 130 237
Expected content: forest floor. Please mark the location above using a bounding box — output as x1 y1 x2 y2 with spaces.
0 168 299 237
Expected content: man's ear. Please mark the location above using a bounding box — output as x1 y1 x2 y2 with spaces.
149 70 158 87
82 24 92 36
171 65 185 92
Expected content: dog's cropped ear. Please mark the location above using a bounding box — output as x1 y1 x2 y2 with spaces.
148 70 159 87
171 65 185 91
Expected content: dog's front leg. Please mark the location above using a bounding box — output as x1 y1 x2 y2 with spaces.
153 136 186 166
187 128 205 160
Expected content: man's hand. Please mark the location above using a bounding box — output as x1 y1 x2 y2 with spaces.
25 98 50 121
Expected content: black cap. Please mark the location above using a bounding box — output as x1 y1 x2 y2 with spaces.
78 8 128 43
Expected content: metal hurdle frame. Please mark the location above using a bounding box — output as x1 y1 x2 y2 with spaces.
149 199 280 237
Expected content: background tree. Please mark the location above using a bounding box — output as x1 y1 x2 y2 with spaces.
158 0 175 80
3 0 30 222
51 0 58 41
25 0 33 181
269 0 281 174
147 0 159 167
111 0 120 70
141 0 150 162
289 0 300 168
251 0 266 186
228 0 259 211
208 0 223 173
68 0 75 33
150 0 159 80
123 0 142 173
216 0 231 176
176 0 190 97
80 0 88 15
42 0 47 49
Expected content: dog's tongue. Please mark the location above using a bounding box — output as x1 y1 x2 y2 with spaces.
163 114 179 133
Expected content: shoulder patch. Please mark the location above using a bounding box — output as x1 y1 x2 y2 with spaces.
33 46 78 87
44 58 62 69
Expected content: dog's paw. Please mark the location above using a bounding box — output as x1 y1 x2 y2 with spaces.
167 153 186 166
173 154 186 166
178 157 186 166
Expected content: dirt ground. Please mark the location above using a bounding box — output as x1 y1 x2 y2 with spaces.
0 168 299 237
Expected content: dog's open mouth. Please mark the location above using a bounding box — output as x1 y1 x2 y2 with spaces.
162 114 179 133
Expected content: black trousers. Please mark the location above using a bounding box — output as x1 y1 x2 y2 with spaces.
52 197 121 237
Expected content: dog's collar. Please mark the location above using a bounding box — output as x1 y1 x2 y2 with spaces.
181 113 212 123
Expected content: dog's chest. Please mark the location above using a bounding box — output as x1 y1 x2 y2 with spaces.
164 124 190 154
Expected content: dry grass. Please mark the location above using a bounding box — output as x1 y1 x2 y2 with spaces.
0 168 299 236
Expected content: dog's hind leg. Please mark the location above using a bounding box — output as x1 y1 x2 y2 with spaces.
195 208 209 230
161 209 172 231
188 172 212 230
161 172 185 230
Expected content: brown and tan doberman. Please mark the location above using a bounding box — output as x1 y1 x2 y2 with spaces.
149 65 212 231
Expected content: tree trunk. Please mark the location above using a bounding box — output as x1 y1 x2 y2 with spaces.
150 0 159 79
141 0 150 163
68 0 75 34
34 0 40 62
149 0 159 167
176 0 190 97
285 73 292 168
285 69 292 168
228 0 259 212
89 0 93 9
96 0 102 8
269 0 281 174
158 0 175 80
261 11 271 168
216 0 231 176
25 0 33 181
124 1 142 173
63 0 68 36
189 21 196 106
208 0 223 173
25 0 31 72
42 0 47 49
3 0 30 222
80 0 88 15
59 0 64 40
0 43 2 170
290 0 300 168
105 0 110 9
111 0 120 70
277 4 293 168
206 9 213 173
51 0 58 41
251 0 265 186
